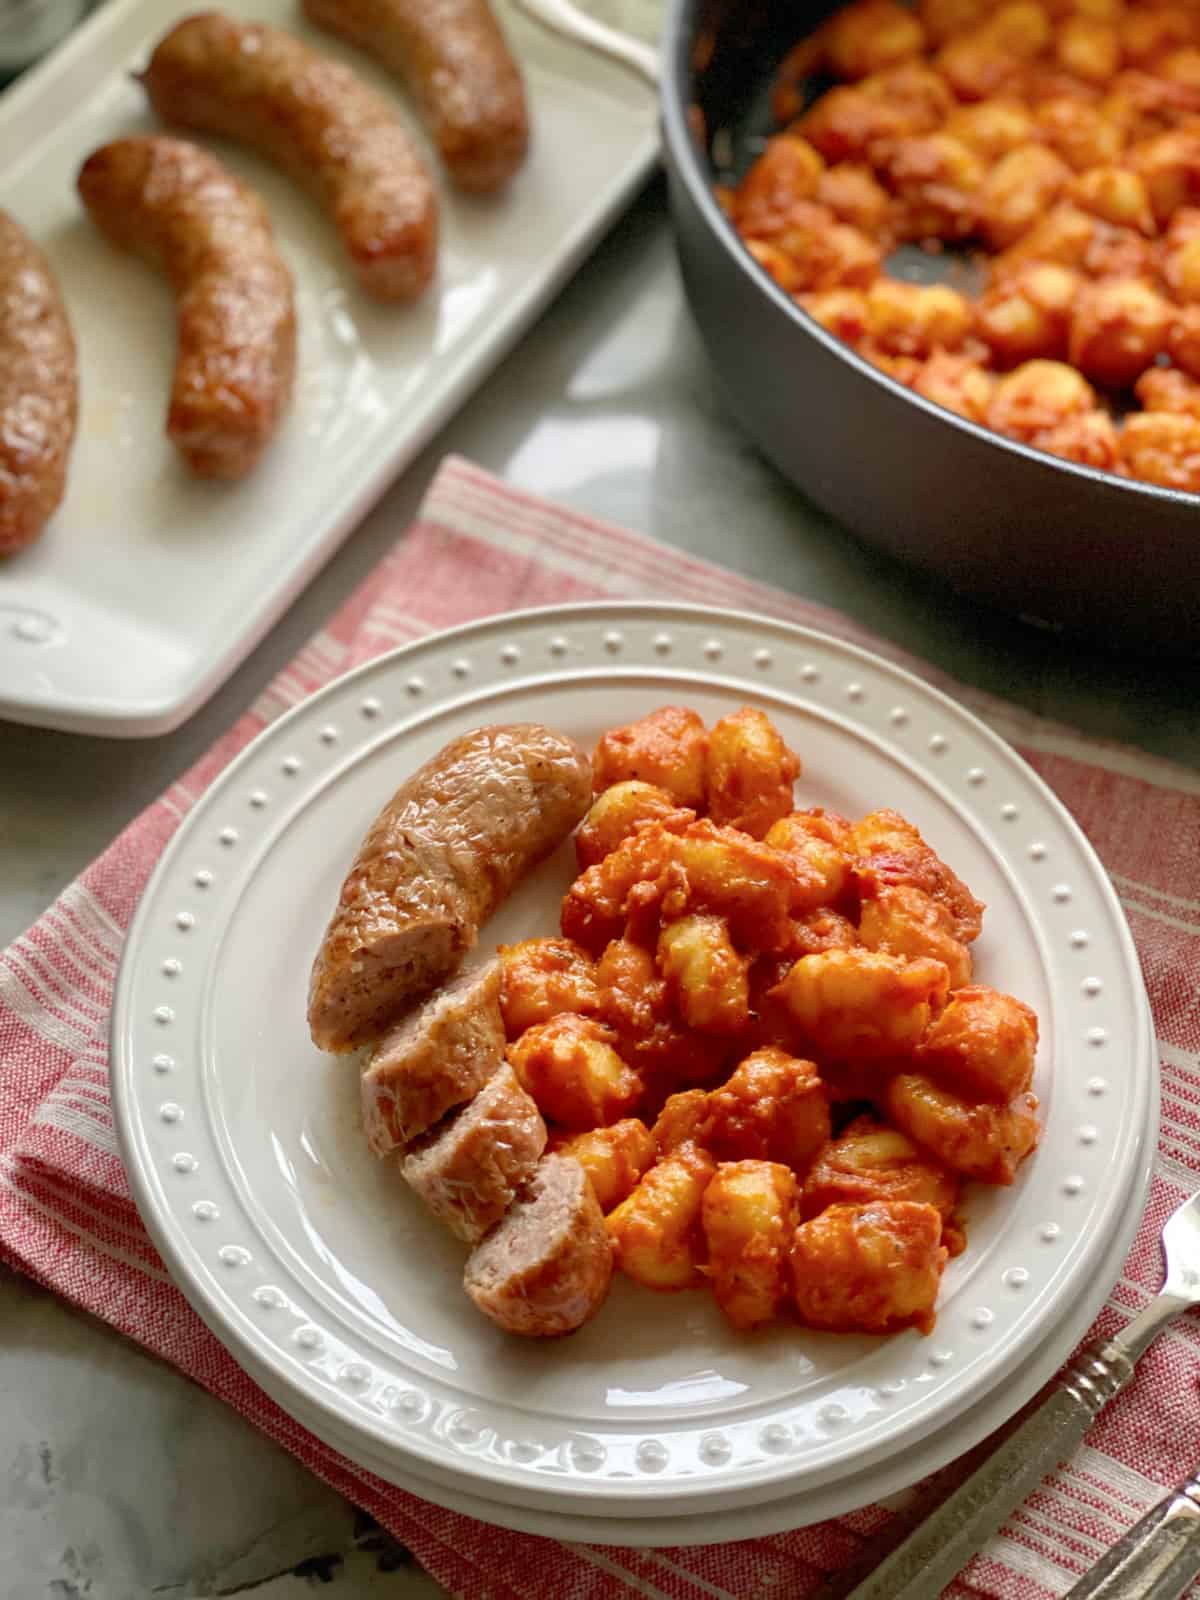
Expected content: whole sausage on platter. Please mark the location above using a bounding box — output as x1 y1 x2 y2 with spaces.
308 723 591 1052
0 210 78 555
139 12 438 302
302 0 529 193
77 136 296 480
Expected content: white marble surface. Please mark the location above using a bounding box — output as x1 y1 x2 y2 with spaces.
3 175 1200 1599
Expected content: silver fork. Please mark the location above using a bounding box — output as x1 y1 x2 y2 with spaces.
845 1189 1200 1600
1064 1470 1200 1598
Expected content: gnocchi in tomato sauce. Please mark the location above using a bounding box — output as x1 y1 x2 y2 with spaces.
724 0 1200 492
493 705 1042 1341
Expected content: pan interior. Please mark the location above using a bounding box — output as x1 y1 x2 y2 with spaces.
695 0 988 293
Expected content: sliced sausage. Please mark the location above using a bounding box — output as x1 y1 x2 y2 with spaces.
303 0 529 193
77 137 295 480
362 959 504 1155
139 12 437 301
400 1062 546 1243
308 723 591 1053
463 1152 612 1336
0 210 77 555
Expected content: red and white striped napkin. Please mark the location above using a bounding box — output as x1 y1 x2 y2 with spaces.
2 455 1198 1600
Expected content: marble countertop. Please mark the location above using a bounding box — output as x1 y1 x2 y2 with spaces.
3 179 1199 1599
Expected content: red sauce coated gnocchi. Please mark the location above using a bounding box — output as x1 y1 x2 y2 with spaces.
722 0 1200 494
494 705 1042 1340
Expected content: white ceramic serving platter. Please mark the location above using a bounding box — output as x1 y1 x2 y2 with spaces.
111 603 1156 1523
0 0 657 738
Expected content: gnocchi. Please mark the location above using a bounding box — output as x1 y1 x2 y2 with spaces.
1068 277 1173 385
657 914 751 1034
560 821 679 954
978 145 1073 248
757 212 883 292
591 705 708 807
652 1087 713 1154
887 1072 1043 1182
596 937 728 1100
785 907 861 958
706 1046 833 1171
824 0 927 81
550 1119 656 1212
816 162 894 235
733 135 824 234
987 358 1098 443
911 350 996 419
945 97 1040 159
498 938 599 1036
799 286 872 343
879 133 984 240
915 985 1040 1101
765 808 856 910
574 780 688 871
770 946 952 1062
796 85 916 164
669 821 798 949
851 809 985 940
508 1012 642 1129
1120 408 1200 486
606 1142 717 1290
703 1161 799 1329
790 1201 948 1334
801 1115 961 1236
497 704 1040 1340
975 262 1081 365
1038 407 1123 466
705 707 801 837
723 0 1200 493
857 880 974 987
863 279 975 355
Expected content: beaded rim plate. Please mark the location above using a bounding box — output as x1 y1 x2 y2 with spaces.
110 602 1156 1517
238 1154 1155 1542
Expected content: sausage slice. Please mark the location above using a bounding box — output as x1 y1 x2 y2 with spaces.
139 13 438 302
400 1061 546 1243
303 0 529 193
463 1153 613 1336
0 211 78 554
362 959 504 1154
77 137 295 480
308 724 591 1053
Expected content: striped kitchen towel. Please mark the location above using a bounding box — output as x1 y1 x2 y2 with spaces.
2 455 1198 1600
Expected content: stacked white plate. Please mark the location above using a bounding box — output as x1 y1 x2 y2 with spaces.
111 604 1157 1544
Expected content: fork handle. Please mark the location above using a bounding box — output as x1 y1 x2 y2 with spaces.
1064 1477 1200 1600
845 1337 1136 1600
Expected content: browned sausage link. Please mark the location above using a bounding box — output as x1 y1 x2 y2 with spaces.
0 211 77 556
303 0 529 193
77 137 296 481
139 12 437 301
308 723 592 1053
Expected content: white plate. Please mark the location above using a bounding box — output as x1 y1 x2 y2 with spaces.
243 1144 1155 1543
0 1 656 737
111 603 1155 1520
